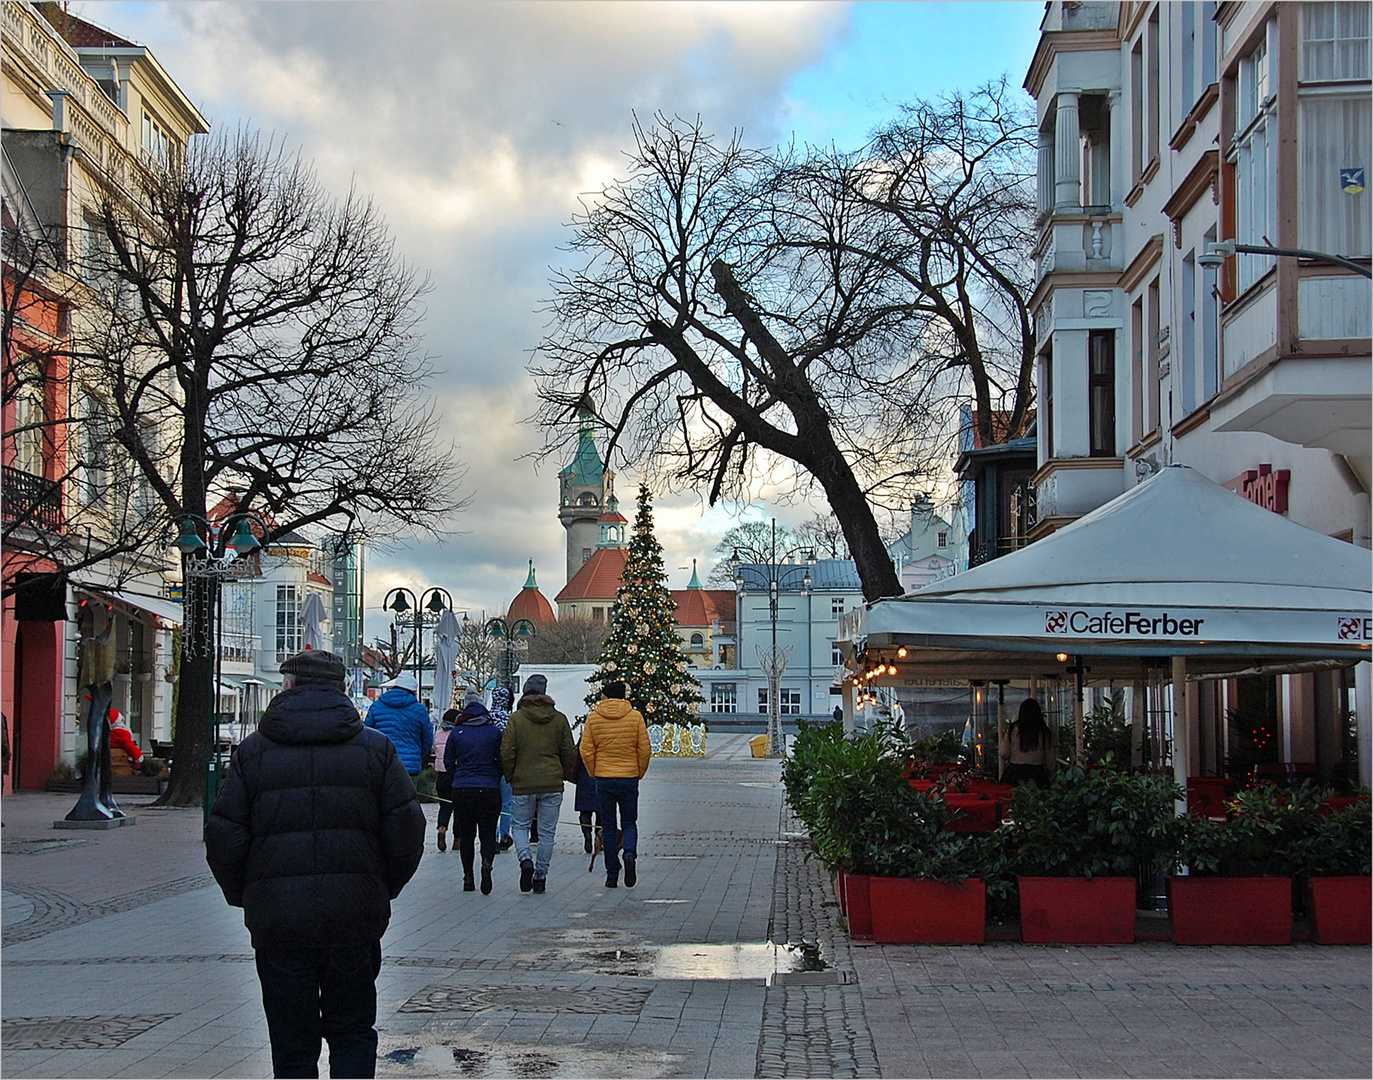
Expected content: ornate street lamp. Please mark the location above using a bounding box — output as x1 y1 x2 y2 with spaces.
731 519 815 757
484 616 536 695
383 586 452 699
170 509 270 823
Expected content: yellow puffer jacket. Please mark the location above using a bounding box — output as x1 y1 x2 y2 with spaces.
581 698 650 779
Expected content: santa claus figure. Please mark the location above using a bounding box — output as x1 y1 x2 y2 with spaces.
108 710 144 769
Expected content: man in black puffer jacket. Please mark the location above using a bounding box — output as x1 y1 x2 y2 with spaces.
205 649 424 1079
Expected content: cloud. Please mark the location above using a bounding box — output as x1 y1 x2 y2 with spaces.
81 0 849 622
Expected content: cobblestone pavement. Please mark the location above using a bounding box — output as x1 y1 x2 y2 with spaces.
3 734 1370 1079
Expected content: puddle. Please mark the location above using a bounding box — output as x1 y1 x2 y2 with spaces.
650 940 830 980
377 1039 684 1078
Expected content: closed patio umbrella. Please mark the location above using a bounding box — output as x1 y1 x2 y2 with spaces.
300 592 328 652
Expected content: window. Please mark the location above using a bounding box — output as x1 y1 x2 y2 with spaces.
1042 346 1055 457
142 111 171 166
1131 297 1148 443
592 606 603 623
576 492 597 506
1181 2 1197 119
1202 227 1220 400
1080 94 1111 207
1180 253 1198 415
275 585 300 660
830 597 845 616
581 547 592 564
1147 11 1160 163
780 688 802 715
1088 330 1116 456
1131 38 1145 182
221 583 256 664
1202 2 1218 87
78 403 110 507
1146 281 1161 433
689 632 705 648
1299 3 1372 258
831 643 843 666
709 683 737 713
1232 28 1276 291
12 383 43 475
936 531 948 548
758 687 769 714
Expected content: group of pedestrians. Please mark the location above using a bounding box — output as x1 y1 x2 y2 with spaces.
202 649 654 1078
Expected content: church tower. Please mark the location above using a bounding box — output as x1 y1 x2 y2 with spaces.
558 406 610 584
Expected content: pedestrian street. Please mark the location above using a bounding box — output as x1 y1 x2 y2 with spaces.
2 733 1369 1079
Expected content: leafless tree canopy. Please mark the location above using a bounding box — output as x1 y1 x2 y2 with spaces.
525 616 606 665
534 81 1034 601
84 130 464 540
73 130 467 805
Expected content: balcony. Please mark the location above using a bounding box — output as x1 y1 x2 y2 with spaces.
2 466 64 531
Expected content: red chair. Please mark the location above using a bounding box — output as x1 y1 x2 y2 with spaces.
1187 776 1233 817
944 794 1000 833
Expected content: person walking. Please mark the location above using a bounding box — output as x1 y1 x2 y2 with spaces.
580 681 650 889
570 731 600 856
432 707 460 852
500 673 575 894
1000 697 1055 787
487 686 516 851
205 650 424 1079
444 690 504 894
364 672 433 780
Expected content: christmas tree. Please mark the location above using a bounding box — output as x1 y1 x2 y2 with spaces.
587 484 704 724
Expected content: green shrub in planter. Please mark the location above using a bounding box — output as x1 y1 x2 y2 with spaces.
1009 764 1184 879
1279 793 1371 879
1181 782 1323 877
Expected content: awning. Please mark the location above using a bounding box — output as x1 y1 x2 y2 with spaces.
108 590 185 628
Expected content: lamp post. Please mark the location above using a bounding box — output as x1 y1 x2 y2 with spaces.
1199 239 1371 278
484 616 536 695
171 510 270 824
731 519 816 757
382 586 452 701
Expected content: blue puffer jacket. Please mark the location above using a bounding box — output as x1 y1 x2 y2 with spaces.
443 702 503 789
364 688 433 775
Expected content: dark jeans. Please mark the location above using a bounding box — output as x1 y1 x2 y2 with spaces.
596 776 639 874
435 771 454 830
255 941 382 1078
451 786 501 874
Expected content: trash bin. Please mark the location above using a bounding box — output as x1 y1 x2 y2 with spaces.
749 734 769 758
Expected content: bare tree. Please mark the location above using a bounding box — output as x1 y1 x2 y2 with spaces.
794 513 851 559
453 616 500 691
704 520 799 587
525 616 606 665
77 130 466 806
534 81 1035 601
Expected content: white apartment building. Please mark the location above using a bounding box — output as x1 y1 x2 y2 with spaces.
1026 1 1371 783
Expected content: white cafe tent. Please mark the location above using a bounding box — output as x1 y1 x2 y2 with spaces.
840 465 1372 785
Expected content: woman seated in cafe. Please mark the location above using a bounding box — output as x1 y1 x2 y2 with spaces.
999 698 1054 787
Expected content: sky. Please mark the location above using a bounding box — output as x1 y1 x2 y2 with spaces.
84 0 1043 632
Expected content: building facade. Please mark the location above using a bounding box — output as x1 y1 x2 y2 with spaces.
2 0 207 787
1026 0 1371 783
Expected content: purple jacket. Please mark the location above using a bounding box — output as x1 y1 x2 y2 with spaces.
443 702 502 789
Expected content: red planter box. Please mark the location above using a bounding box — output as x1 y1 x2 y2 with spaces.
1309 876 1372 944
1168 876 1292 945
1019 876 1136 944
869 877 986 944
842 873 873 939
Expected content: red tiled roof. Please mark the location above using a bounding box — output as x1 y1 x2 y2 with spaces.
508 586 556 626
671 587 736 628
555 547 628 603
35 4 137 48
306 572 332 587
968 409 1036 449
